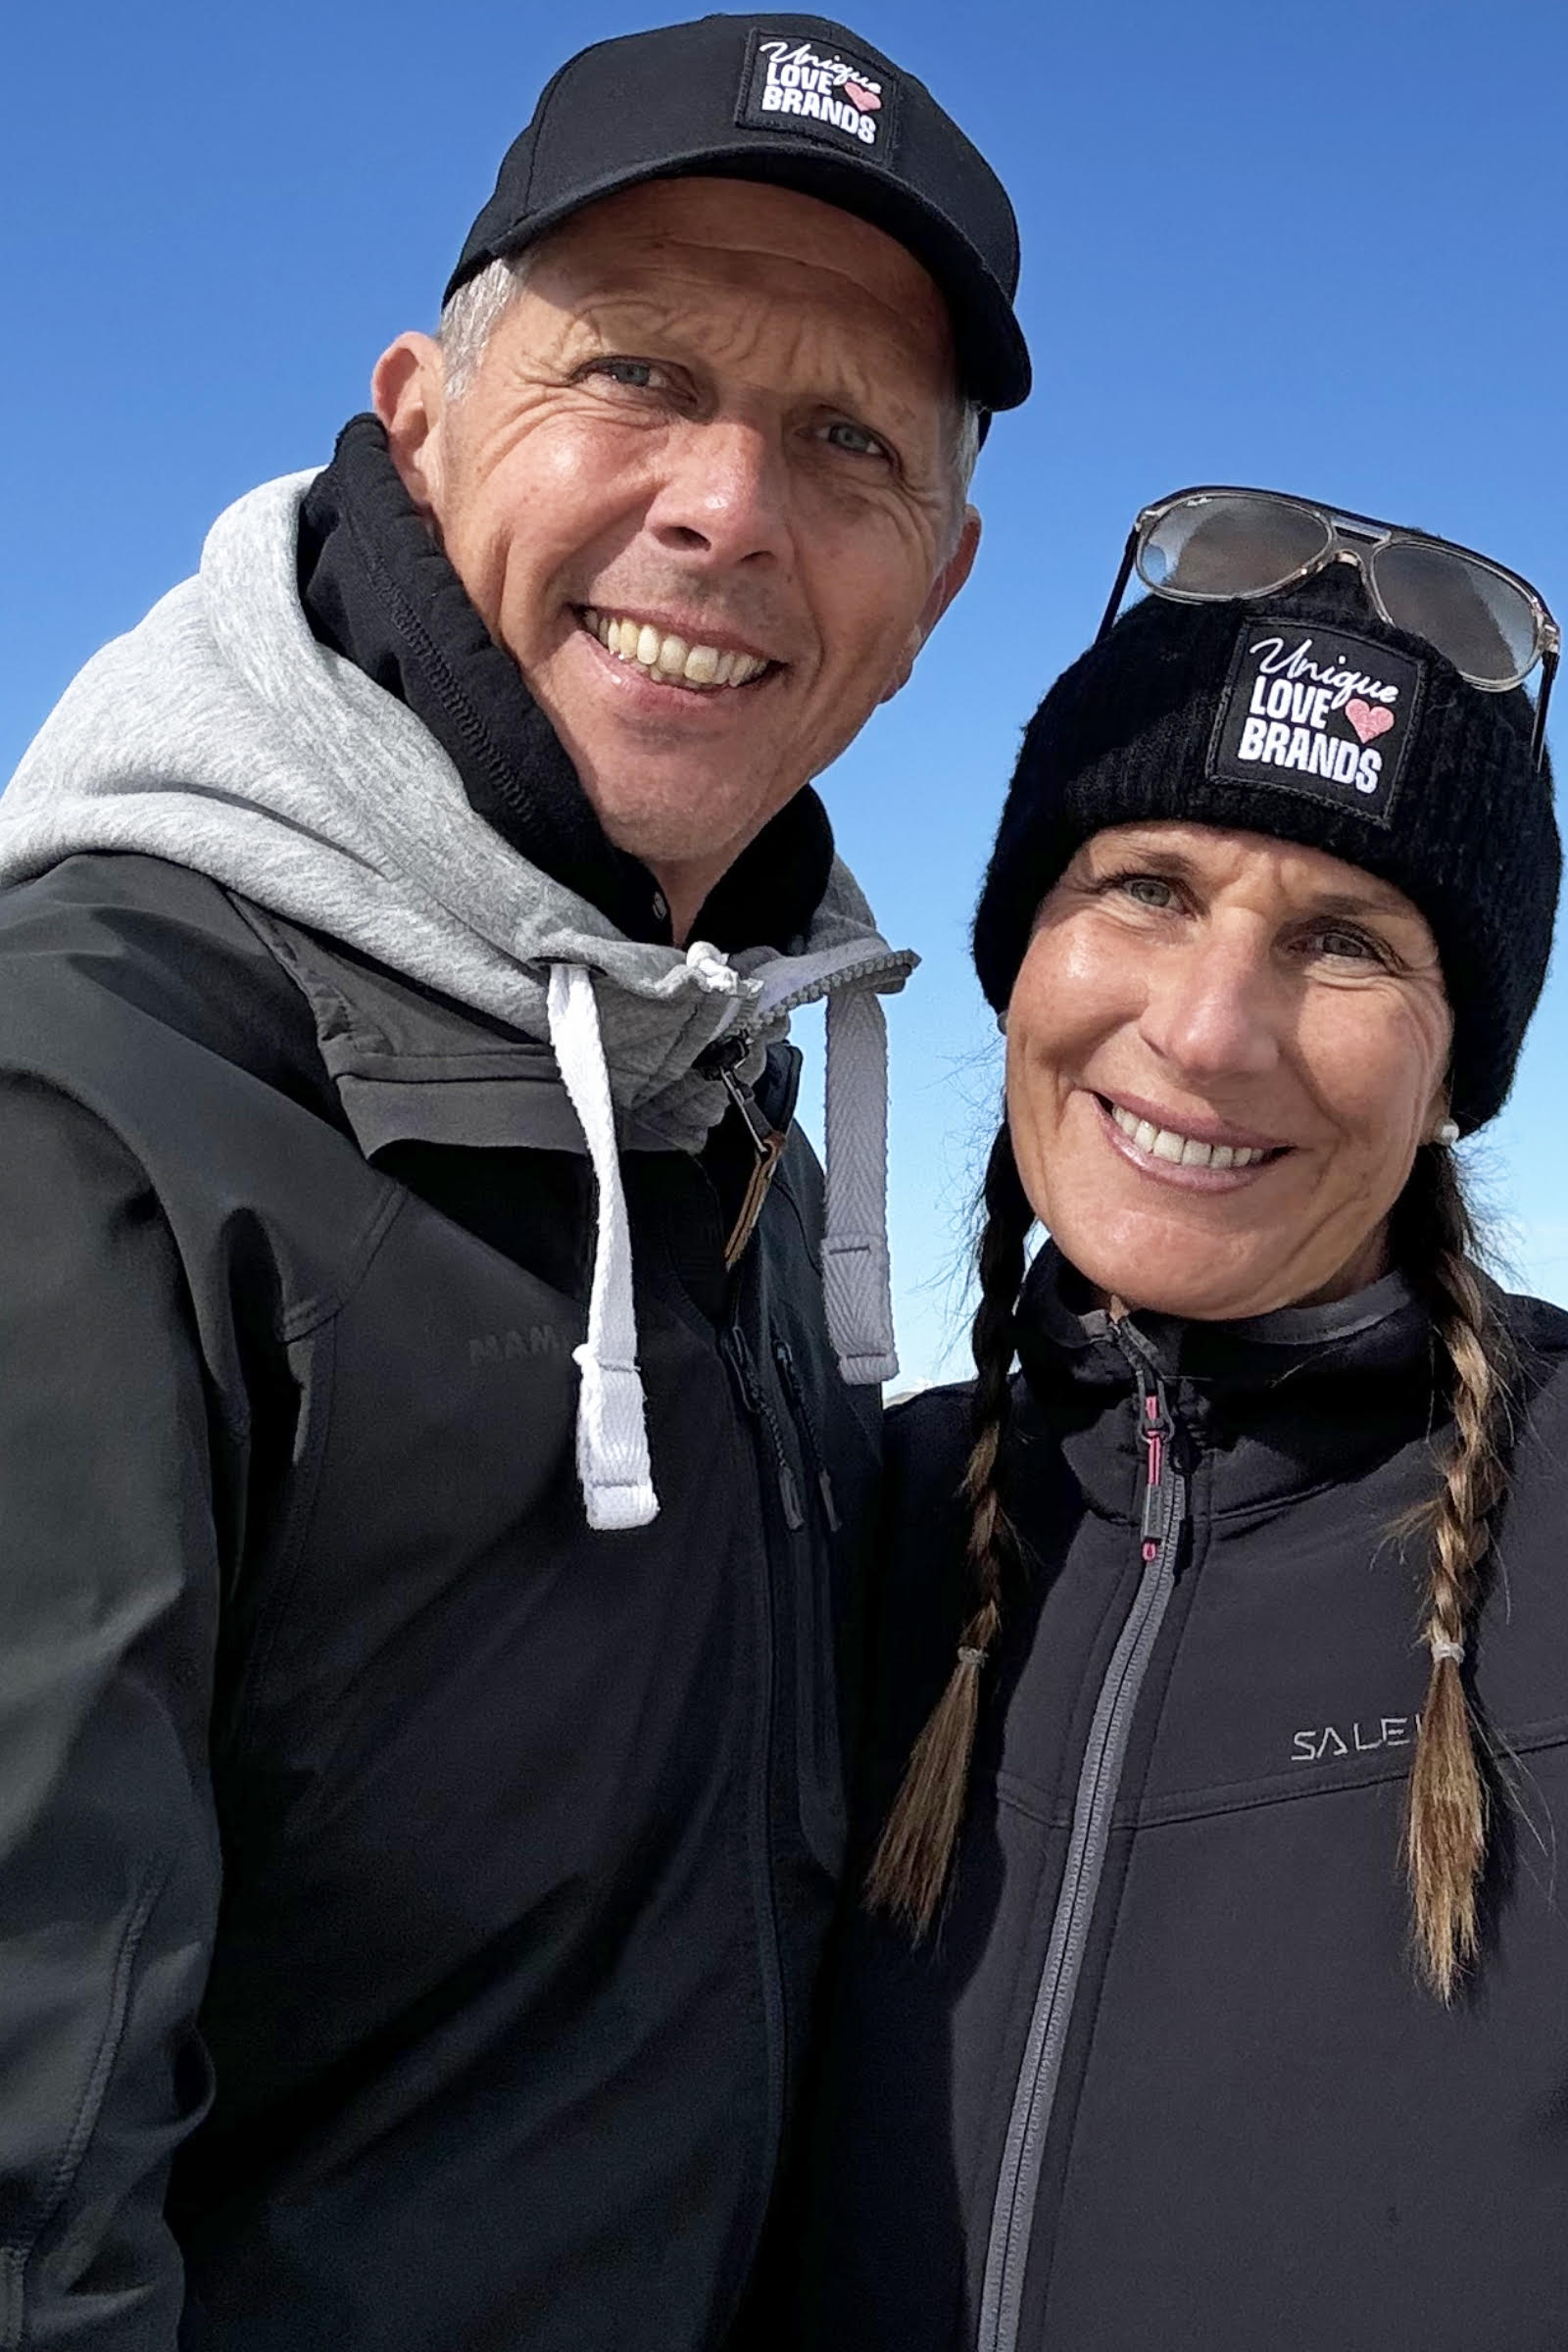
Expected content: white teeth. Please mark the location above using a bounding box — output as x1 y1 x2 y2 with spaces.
1109 1102 1270 1170
583 611 769 691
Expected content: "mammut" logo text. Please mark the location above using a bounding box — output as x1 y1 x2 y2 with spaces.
468 1328 564 1366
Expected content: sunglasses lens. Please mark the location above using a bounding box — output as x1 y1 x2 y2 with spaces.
1140 494 1332 599
1370 541 1537 687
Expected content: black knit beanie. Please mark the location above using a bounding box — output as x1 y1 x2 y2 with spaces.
973 569 1559 1133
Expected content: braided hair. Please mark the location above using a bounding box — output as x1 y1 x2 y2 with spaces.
1396 1142 1516 1999
864 1122 1034 1934
869 1129 1517 1993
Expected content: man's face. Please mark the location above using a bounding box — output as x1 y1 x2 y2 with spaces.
374 176 978 934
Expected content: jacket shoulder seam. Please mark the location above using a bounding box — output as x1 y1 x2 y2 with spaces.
277 1182 408 1344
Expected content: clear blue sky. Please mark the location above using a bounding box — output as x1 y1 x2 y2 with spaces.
4 0 1564 1384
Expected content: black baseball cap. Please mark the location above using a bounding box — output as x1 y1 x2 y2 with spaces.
446 14 1030 414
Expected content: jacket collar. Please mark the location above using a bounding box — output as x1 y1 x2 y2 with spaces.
297 414 836 954
1013 1244 1439 1521
1018 1242 1426 1398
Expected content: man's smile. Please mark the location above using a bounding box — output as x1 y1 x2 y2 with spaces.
579 605 776 691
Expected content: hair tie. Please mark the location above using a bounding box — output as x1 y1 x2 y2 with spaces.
1430 1636 1465 1666
956 1644 988 1671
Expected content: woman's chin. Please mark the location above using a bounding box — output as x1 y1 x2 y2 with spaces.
1055 1222 1309 1324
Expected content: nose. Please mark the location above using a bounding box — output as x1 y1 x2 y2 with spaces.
1137 927 1281 1085
642 417 792 570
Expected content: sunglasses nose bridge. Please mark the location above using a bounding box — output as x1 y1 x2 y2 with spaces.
1329 542 1372 586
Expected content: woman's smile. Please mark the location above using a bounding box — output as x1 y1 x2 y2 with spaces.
1092 1089 1290 1188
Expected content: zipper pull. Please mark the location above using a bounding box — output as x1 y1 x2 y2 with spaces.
700 1037 788 1269
1138 1375 1176 1562
772 1338 842 1534
725 1326 807 1532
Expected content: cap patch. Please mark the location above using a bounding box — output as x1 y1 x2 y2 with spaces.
1206 614 1426 827
737 28 896 154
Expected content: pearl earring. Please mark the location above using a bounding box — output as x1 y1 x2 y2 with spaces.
1436 1119 1460 1147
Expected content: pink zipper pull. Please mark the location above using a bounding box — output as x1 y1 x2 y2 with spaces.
1140 1383 1173 1562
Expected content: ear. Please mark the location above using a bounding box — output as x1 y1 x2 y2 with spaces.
370 332 449 524
879 505 982 705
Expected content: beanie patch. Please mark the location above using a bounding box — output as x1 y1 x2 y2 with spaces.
1206 613 1427 829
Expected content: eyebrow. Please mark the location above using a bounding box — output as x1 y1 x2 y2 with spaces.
1304 888 1415 920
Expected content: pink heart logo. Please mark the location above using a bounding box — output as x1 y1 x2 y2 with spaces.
843 77 880 109
1345 699 1395 746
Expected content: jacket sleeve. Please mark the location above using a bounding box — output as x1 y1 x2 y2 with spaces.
0 1076 222 2349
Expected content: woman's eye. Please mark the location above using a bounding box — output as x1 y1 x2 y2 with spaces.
1119 874 1175 909
1308 925 1383 963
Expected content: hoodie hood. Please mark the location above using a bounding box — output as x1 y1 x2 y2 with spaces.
0 467 917 1527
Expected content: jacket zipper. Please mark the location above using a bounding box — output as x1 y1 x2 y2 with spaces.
772 1334 849 1874
976 1348 1187 2352
771 1337 842 1533
726 1324 806 1531
720 1314 793 2306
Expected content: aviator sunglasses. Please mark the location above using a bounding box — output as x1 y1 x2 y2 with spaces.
1098 486 1559 766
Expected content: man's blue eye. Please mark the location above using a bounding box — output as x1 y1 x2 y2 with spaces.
600 360 658 388
824 420 882 456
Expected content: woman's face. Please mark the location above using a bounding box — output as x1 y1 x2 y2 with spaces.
1005 821 1454 1320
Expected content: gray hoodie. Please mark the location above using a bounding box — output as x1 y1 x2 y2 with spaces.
0 469 916 1527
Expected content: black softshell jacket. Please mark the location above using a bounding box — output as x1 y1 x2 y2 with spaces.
0 852 877 2351
802 1248 1568 2352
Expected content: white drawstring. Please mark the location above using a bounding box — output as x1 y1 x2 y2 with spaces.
684 938 742 996
546 941 901 1532
546 964 658 1531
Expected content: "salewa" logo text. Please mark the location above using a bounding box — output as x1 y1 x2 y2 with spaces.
1291 1713 1418 1765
